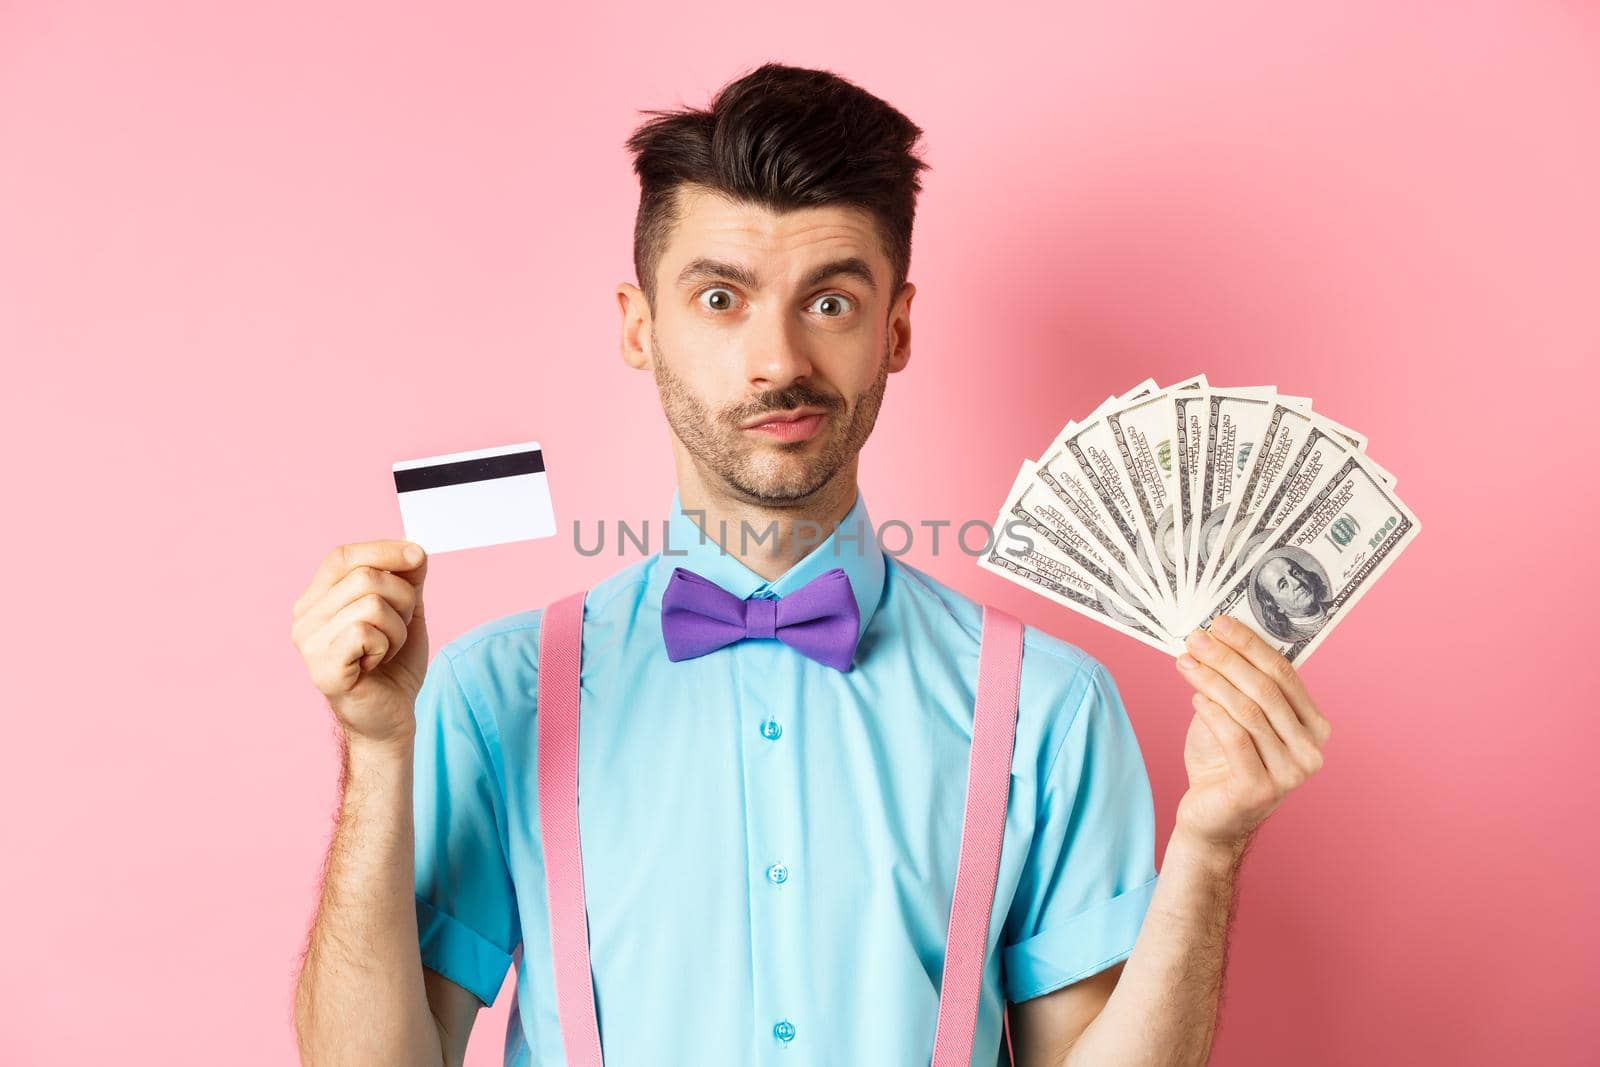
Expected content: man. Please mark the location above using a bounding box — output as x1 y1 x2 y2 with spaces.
291 62 1330 1066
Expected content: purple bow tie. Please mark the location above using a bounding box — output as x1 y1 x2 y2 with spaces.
660 565 861 672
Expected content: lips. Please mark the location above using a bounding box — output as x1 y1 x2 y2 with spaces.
742 408 828 442
741 407 828 430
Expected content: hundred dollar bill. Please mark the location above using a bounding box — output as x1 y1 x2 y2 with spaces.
1283 405 1397 487
1000 466 1171 636
1094 375 1208 612
1278 393 1312 412
1049 406 1190 623
1030 377 1210 624
1104 391 1188 610
1313 411 1367 452
1175 387 1276 609
1192 391 1280 597
1040 394 1120 462
982 509 1180 657
1034 377 1161 468
1030 442 1167 619
1267 403 1396 488
1119 377 1159 402
1194 401 1324 605
1150 376 1209 621
1196 453 1421 666
1078 375 1171 426
1173 391 1207 616
1091 374 1204 438
1363 451 1396 490
1203 418 1356 602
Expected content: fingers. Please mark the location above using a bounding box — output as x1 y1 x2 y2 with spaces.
294 565 420 644
1179 627 1324 785
1191 692 1276 802
314 590 410 678
1210 614 1331 745
319 618 390 693
1178 643 1305 786
294 540 425 619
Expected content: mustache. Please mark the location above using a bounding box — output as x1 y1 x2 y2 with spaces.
726 387 844 423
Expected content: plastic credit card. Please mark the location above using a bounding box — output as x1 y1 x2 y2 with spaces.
392 440 556 553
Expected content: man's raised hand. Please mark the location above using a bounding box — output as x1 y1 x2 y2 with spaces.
290 540 430 748
1172 614 1332 851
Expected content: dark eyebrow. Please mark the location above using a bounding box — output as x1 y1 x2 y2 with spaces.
800 256 877 294
675 255 878 296
677 258 760 291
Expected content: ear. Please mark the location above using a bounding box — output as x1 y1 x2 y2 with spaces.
887 281 915 373
617 282 652 371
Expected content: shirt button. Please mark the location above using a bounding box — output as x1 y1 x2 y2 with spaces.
760 718 782 741
773 1019 796 1043
765 862 789 885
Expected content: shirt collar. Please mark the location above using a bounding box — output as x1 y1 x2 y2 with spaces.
653 486 887 647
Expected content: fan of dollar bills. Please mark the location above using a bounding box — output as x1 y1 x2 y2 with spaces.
978 374 1421 667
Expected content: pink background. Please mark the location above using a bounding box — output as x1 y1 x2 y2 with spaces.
3 3 1596 1064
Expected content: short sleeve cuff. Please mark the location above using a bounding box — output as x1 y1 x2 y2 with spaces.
1001 874 1159 1003
415 894 513 1006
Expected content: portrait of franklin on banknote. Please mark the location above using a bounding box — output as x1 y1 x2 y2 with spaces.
1246 547 1331 643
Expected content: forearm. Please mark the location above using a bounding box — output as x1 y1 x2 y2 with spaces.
294 735 444 1067
1060 830 1245 1067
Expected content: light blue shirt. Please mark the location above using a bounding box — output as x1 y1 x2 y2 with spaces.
412 486 1159 1065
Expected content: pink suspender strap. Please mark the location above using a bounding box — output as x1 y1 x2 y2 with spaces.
930 604 1024 1067
537 592 1024 1067
536 589 605 1067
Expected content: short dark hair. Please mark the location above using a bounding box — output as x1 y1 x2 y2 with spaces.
624 62 930 315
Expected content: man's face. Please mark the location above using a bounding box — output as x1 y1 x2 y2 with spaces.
619 184 913 505
1258 557 1319 615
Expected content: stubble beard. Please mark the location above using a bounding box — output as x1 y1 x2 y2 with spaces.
650 324 890 505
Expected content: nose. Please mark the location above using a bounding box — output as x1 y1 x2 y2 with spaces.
742 305 815 391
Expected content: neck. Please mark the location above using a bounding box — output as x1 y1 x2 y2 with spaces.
675 460 860 584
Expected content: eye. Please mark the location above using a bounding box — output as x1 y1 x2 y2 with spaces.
808 292 854 317
698 287 740 312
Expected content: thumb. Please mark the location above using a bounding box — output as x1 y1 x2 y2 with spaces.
395 548 428 623
392 555 430 681
391 592 430 691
